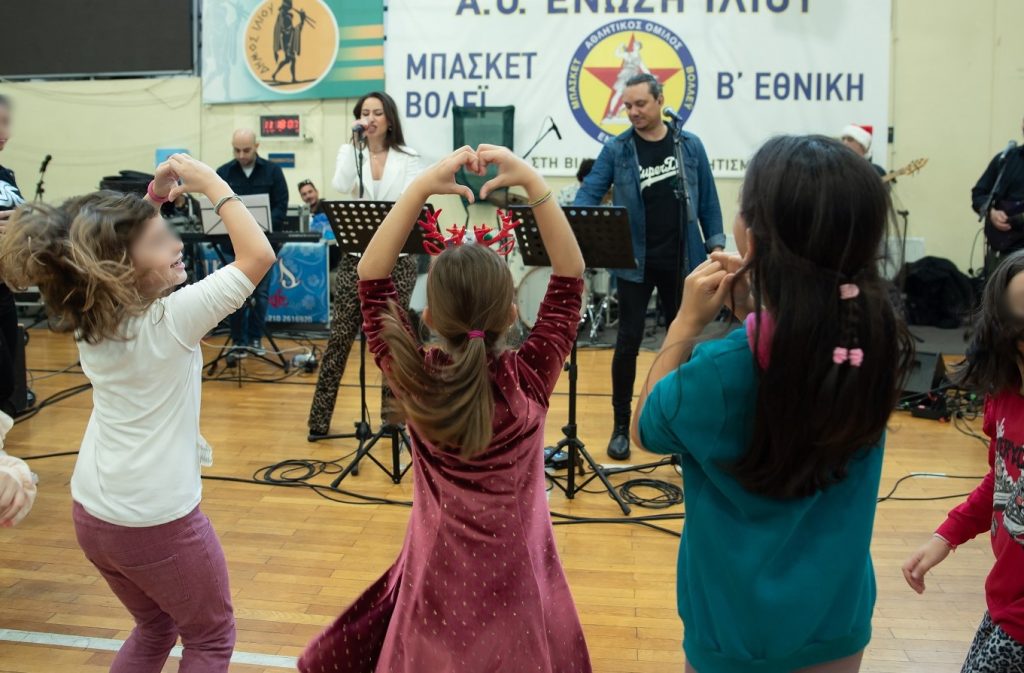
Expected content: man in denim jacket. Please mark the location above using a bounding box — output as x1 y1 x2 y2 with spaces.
574 73 724 460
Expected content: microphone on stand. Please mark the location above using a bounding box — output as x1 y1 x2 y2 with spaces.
663 107 685 125
977 140 1020 224
34 154 52 202
999 140 1018 162
549 117 562 140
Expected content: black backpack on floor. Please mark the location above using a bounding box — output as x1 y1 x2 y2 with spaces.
902 256 975 328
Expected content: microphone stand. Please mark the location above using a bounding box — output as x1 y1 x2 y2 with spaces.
352 131 366 198
34 156 51 203
667 115 693 298
978 155 1011 225
977 145 1017 282
522 119 560 160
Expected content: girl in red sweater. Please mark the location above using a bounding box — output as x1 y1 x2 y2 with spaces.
904 250 1024 672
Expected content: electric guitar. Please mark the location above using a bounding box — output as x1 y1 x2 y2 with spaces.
984 199 1024 252
881 157 928 184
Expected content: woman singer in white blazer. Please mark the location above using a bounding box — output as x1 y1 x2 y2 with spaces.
308 91 423 437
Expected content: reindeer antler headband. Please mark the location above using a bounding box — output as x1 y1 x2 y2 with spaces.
417 208 519 257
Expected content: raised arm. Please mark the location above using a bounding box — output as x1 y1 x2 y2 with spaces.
477 144 585 278
631 258 733 449
357 146 479 280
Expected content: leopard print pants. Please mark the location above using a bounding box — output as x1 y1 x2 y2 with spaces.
962 612 1024 673
307 255 418 435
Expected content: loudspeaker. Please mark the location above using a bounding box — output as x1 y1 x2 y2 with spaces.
7 325 28 414
903 351 946 396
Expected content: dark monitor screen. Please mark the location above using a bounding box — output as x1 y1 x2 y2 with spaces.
0 0 194 78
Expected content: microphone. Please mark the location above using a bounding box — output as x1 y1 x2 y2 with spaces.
663 107 685 124
549 117 562 140
352 122 366 136
39 154 51 172
999 140 1018 161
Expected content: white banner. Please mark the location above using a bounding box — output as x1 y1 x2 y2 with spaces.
384 0 891 177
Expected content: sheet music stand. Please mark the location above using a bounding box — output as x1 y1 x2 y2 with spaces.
509 205 669 515
311 200 432 485
200 237 290 382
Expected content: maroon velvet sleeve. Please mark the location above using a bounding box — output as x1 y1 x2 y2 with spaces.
357 276 421 375
515 275 584 401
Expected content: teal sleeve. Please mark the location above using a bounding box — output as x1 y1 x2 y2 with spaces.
638 345 725 459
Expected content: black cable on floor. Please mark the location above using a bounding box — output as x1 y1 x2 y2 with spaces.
13 382 93 424
13 445 990 536
618 479 683 509
876 473 983 503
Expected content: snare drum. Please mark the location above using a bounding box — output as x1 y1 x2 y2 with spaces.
586 267 611 296
515 267 590 330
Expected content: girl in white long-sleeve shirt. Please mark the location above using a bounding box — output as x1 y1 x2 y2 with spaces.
0 154 276 673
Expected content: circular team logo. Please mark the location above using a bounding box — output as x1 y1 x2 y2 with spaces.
243 0 339 94
567 21 698 143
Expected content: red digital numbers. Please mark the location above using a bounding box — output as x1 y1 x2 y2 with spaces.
260 116 301 137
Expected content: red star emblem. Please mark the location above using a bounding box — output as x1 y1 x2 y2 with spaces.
584 34 682 121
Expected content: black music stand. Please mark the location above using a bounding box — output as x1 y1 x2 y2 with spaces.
311 200 431 485
509 205 653 514
187 234 296 383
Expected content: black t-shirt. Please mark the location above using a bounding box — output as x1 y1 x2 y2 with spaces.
0 165 25 303
635 133 681 270
0 165 25 212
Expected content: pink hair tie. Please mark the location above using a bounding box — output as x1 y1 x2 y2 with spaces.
467 330 486 340
839 283 860 300
832 346 865 367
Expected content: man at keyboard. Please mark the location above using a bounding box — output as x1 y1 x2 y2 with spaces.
215 128 289 358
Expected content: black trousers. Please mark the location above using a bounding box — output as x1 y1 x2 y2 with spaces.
0 286 18 412
611 267 682 424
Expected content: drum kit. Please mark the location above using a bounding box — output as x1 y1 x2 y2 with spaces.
507 246 617 344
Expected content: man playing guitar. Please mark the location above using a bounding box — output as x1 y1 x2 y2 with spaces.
973 116 1024 259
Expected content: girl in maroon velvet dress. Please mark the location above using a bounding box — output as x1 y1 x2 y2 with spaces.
299 144 591 673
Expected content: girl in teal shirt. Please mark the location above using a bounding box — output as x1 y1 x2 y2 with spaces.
634 136 914 673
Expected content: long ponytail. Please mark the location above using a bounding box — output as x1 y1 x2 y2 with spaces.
378 243 514 459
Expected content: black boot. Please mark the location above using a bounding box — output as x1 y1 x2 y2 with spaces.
607 421 631 460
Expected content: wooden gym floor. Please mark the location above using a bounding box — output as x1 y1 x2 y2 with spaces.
0 330 993 672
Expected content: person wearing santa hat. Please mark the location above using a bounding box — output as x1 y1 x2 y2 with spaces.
840 124 887 178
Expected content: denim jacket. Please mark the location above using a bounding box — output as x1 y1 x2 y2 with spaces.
573 127 724 282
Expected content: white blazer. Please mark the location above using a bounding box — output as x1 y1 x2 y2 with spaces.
332 143 423 201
